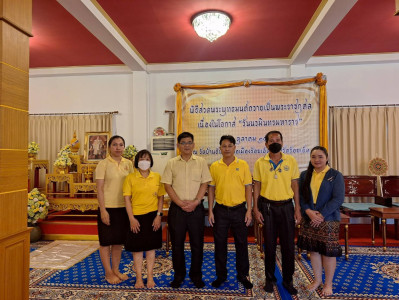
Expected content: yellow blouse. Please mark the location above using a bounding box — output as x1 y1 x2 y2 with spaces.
123 170 166 215
310 165 330 204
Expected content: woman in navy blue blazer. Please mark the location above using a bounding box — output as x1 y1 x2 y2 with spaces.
297 146 345 296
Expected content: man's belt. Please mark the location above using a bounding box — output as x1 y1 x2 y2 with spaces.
215 202 246 210
259 196 292 206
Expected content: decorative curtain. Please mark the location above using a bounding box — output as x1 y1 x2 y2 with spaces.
387 107 399 175
329 106 399 202
29 114 112 172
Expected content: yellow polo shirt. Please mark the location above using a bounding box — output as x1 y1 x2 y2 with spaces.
209 157 252 207
95 156 134 208
161 154 212 201
311 165 330 204
253 153 299 201
123 170 166 215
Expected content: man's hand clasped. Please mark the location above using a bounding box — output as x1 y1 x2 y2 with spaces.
180 199 199 212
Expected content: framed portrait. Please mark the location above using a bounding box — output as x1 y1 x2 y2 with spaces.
84 132 111 163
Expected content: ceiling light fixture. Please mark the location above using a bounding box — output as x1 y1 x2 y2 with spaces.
192 11 231 42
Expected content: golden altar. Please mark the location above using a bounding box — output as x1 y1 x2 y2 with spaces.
28 159 49 192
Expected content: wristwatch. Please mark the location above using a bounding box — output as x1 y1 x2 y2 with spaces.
157 211 163 216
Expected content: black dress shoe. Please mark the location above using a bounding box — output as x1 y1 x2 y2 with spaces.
170 278 183 288
212 277 226 288
192 279 205 288
282 281 298 295
264 281 274 293
238 277 253 289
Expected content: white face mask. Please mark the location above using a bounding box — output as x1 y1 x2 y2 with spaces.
138 160 151 171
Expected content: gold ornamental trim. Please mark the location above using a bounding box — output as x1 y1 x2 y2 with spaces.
71 183 97 193
49 202 98 212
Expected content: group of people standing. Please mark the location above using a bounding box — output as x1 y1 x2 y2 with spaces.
95 130 344 296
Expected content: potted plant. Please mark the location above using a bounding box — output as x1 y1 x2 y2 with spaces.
122 145 138 161
54 154 73 173
58 144 72 156
28 188 50 242
28 141 39 159
54 144 73 173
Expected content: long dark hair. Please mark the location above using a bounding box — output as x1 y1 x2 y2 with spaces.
302 146 329 203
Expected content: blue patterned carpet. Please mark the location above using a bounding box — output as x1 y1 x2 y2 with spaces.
296 246 399 299
30 242 399 299
30 243 262 299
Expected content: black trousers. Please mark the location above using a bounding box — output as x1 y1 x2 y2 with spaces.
258 197 295 284
213 202 249 280
168 201 204 281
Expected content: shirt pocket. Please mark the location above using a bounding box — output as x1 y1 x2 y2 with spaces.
237 169 246 183
192 168 202 182
152 183 160 196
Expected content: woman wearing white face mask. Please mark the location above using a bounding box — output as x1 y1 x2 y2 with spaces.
123 149 165 289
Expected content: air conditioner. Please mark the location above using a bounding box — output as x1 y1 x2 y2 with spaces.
151 136 175 175
151 136 175 151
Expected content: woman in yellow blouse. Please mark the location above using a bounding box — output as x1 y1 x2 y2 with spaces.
96 135 134 284
123 149 165 289
297 146 345 296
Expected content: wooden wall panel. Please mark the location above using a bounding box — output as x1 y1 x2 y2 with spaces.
0 230 31 300
0 22 29 70
0 1 31 299
0 63 29 111
0 0 32 35
0 150 27 192
0 190 27 238
0 106 28 149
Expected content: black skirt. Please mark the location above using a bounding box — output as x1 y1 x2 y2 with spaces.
97 207 129 246
297 218 342 257
125 211 162 252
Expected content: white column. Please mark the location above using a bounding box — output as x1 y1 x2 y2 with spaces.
130 71 149 150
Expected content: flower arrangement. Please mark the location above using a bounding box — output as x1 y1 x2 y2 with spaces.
123 145 138 160
57 144 72 156
54 153 72 168
54 144 73 168
27 188 49 225
28 142 39 154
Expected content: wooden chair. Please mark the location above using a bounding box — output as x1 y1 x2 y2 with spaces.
380 176 399 206
370 176 399 245
341 176 386 220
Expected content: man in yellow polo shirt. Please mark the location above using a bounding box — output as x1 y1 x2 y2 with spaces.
161 132 212 289
208 135 253 289
253 131 301 295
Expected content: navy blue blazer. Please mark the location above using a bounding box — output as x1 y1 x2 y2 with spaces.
299 168 345 222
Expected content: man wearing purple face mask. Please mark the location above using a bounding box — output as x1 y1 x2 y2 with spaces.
252 131 301 295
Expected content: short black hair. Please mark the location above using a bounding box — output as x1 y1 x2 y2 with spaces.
108 135 125 147
219 135 236 145
177 132 194 143
265 131 283 143
134 149 154 168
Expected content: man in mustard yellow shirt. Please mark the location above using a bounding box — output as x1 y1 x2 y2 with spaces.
208 135 253 289
253 131 301 295
161 132 212 289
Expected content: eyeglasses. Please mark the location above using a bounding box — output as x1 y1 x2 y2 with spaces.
221 145 234 149
179 141 193 146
